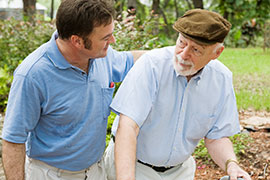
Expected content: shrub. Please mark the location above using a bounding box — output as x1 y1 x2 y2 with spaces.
0 18 55 74
112 11 172 51
0 18 55 111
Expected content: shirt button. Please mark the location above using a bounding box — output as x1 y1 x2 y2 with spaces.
174 147 177 151
178 128 181 132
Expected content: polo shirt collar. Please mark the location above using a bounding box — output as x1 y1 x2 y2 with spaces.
46 31 73 70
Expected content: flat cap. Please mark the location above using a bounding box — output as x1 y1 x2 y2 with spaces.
173 9 231 45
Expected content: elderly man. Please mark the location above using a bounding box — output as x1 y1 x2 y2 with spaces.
104 9 251 180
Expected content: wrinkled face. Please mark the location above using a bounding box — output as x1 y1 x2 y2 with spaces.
174 33 222 77
82 21 116 59
173 53 197 76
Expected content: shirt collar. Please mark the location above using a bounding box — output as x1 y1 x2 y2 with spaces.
175 67 204 82
46 31 73 70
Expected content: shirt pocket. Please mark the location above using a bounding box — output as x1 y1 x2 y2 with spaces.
102 85 115 119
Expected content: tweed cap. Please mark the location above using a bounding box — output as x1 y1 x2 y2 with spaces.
173 9 231 45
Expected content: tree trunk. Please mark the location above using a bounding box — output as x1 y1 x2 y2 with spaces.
159 8 169 34
219 0 229 20
151 0 160 35
128 0 137 15
185 0 193 10
192 0 203 9
152 0 160 14
163 0 170 8
128 0 137 10
174 0 180 19
50 0 54 20
23 0 36 21
114 0 124 18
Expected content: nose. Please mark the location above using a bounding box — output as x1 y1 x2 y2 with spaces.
109 34 116 44
180 46 191 60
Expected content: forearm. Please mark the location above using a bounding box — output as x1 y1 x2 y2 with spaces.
115 114 139 180
205 137 236 171
2 140 26 180
205 137 251 180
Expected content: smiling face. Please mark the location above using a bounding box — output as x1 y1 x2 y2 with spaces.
174 33 224 77
81 21 116 59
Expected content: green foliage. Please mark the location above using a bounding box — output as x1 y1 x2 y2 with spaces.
0 18 55 111
193 138 211 163
230 133 252 156
0 67 12 112
112 11 171 51
193 133 252 163
114 0 270 48
0 18 55 74
106 112 117 147
217 0 270 47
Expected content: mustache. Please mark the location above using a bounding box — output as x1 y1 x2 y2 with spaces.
175 54 193 65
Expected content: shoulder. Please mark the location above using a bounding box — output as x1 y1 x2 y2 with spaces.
14 42 50 78
140 46 175 66
205 60 232 79
144 46 175 59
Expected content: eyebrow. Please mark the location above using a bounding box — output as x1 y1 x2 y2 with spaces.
179 34 206 49
101 33 113 40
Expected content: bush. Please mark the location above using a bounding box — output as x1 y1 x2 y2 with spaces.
0 18 55 111
0 18 55 74
112 11 173 51
0 67 12 112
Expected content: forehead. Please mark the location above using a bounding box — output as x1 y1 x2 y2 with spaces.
89 22 115 37
178 33 206 47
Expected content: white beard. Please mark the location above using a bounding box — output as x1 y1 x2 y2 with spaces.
173 54 198 76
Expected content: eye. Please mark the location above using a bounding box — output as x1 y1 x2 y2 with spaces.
193 48 199 52
178 39 186 48
192 47 202 56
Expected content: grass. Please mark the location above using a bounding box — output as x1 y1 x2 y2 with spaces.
219 48 270 111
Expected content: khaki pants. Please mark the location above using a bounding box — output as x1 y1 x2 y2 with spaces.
104 139 196 180
25 156 107 180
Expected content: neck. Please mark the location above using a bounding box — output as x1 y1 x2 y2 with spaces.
185 68 203 82
56 38 90 73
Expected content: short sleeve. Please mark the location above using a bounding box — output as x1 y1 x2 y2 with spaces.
110 54 158 127
206 75 240 139
109 47 134 82
2 75 41 143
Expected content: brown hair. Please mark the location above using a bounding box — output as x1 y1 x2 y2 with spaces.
56 0 115 40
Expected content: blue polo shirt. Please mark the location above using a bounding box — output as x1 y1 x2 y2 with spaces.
2 32 133 171
111 46 240 166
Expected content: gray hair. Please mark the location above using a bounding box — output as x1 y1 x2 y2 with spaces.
213 43 224 53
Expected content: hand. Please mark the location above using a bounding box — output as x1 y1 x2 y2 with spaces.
227 162 252 180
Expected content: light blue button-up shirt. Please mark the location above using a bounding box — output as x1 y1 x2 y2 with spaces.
111 46 240 167
2 32 133 171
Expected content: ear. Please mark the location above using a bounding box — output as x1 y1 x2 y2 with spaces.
212 45 224 60
70 35 84 49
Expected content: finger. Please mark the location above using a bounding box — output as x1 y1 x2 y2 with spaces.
242 174 252 180
229 173 238 180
